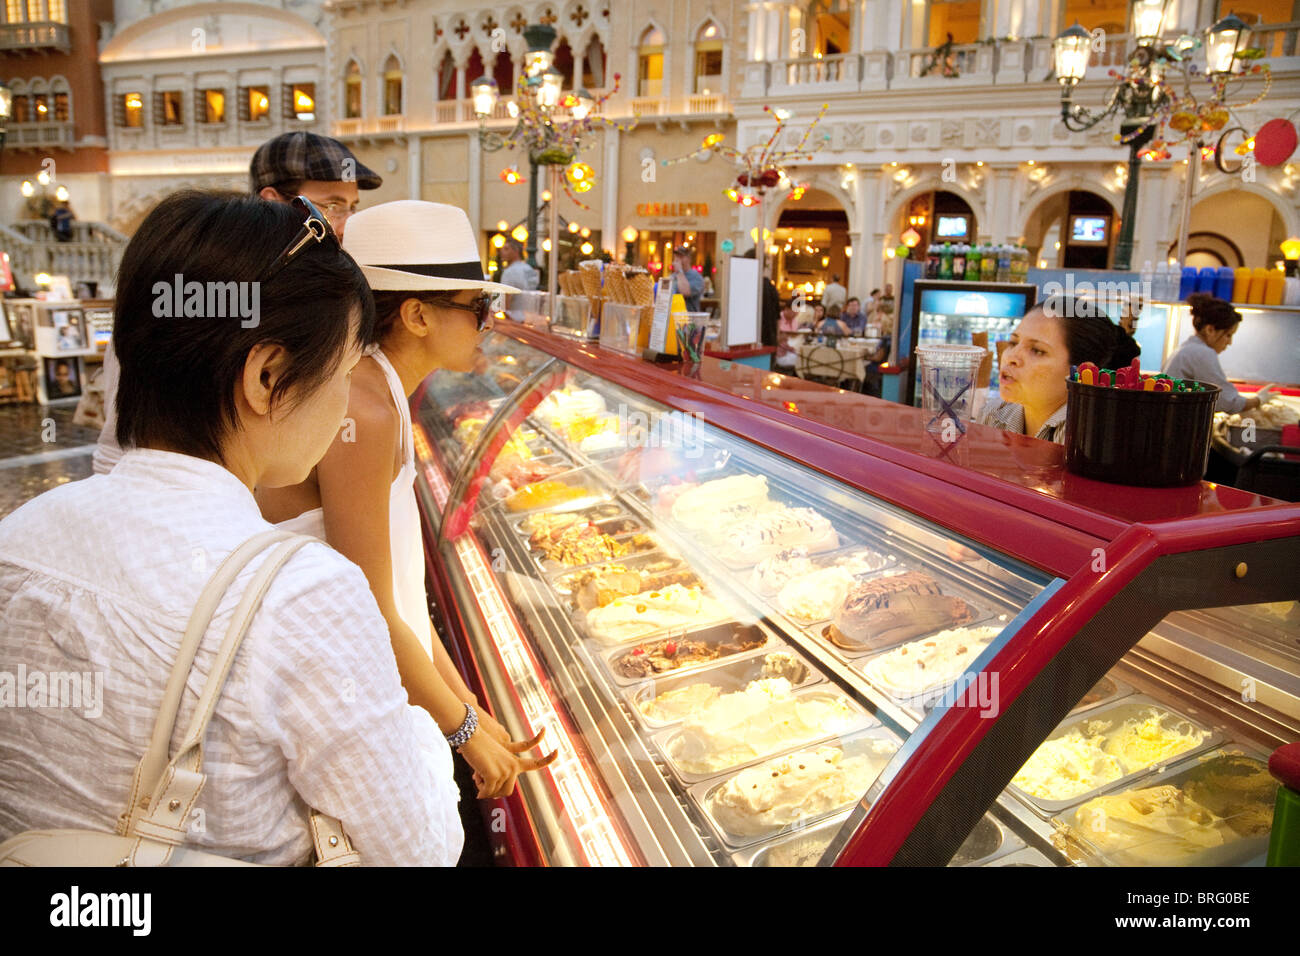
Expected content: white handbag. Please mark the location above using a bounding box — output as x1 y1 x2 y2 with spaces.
0 529 360 867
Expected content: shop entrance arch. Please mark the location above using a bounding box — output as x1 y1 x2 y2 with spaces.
1023 189 1118 270
771 187 850 301
1181 187 1292 269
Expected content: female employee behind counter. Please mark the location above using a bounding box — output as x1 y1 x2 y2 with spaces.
977 295 1140 444
1163 293 1275 414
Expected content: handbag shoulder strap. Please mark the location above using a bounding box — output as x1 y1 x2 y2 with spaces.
119 530 359 866
119 529 293 834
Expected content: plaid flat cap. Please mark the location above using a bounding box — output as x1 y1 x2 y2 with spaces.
250 131 382 192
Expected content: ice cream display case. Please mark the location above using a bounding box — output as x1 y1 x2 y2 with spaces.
410 324 1300 867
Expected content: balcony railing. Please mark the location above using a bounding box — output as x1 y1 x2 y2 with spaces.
0 221 126 292
0 21 70 53
741 29 1300 97
3 121 76 149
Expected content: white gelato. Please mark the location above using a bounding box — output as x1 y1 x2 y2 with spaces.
862 625 1002 699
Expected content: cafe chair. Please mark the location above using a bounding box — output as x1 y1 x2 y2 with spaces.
799 345 848 387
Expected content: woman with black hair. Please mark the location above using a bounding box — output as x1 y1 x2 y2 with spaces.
0 192 464 865
1164 292 1275 414
258 201 556 800
978 295 1141 443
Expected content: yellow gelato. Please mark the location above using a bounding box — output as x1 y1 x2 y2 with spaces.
638 682 721 723
1014 707 1209 802
1103 709 1208 769
709 741 897 837
1012 728 1125 800
669 678 859 775
1071 786 1227 865
584 584 730 644
1182 754 1277 838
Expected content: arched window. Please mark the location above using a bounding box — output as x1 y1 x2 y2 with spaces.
466 47 484 96
809 0 852 56
553 40 575 90
436 50 457 102
637 26 665 97
50 75 70 121
581 36 605 89
694 21 722 93
9 79 29 122
382 54 403 115
492 50 515 96
29 76 49 123
344 60 362 118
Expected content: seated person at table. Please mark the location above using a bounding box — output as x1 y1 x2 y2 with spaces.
863 316 893 398
818 305 850 337
841 297 868 335
776 301 803 369
809 303 825 329
977 295 1139 444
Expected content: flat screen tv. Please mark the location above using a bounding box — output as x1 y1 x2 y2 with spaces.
935 214 971 240
1070 215 1109 245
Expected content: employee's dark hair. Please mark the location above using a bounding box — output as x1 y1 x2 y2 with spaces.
114 190 376 463
1187 291 1242 333
1037 294 1140 369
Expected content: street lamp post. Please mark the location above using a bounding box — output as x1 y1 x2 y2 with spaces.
1053 0 1172 271
0 81 11 153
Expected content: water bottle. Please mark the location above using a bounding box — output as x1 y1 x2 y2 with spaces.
996 245 1012 283
1140 260 1154 303
1213 266 1235 301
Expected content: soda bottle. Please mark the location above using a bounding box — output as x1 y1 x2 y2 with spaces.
996 244 1012 283
952 243 968 279
980 243 997 281
965 244 981 281
938 242 954 279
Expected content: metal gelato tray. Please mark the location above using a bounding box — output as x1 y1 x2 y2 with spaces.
1049 745 1276 868
496 463 617 518
688 726 903 850
734 809 1017 867
1007 694 1226 819
510 501 628 537
651 684 877 788
623 646 823 733
744 544 900 604
598 621 770 687
812 588 1010 662
852 620 1013 711
573 576 737 646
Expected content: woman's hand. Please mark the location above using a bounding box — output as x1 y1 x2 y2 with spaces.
476 706 513 746
459 727 556 799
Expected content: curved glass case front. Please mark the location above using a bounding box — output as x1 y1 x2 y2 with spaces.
413 331 1297 867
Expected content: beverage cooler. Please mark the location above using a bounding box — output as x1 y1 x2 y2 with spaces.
903 280 1037 404
409 322 1299 867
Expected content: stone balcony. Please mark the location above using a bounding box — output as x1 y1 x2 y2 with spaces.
0 20 70 54
4 121 76 150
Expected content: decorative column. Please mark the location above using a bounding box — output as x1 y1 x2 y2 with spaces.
602 126 620 255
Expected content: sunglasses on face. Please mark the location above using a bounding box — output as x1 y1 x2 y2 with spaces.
262 196 339 281
436 294 495 331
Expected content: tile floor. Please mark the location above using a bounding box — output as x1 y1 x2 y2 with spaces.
0 404 99 519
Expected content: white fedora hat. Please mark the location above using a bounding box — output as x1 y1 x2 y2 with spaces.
342 199 520 294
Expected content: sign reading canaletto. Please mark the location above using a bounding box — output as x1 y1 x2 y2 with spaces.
635 202 710 217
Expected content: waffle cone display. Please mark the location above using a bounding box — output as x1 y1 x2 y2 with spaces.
578 262 602 298
628 271 654 306
605 268 631 305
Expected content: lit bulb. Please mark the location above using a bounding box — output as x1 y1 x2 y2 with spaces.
54 186 69 202
580 241 594 255
491 234 506 248
21 181 35 197
541 190 553 203
38 169 51 186
568 221 580 233
496 220 509 231
580 227 591 238
542 238 552 252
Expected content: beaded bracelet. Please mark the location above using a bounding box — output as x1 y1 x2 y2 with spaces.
446 702 479 749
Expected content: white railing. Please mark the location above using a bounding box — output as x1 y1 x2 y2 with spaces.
782 52 856 84
0 220 125 290
0 20 69 52
434 101 462 124
905 43 982 78
5 121 75 149
1250 20 1300 59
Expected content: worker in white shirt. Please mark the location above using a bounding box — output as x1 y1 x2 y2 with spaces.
821 273 847 312
498 237 540 291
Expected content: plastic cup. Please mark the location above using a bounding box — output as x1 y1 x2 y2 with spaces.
915 344 986 437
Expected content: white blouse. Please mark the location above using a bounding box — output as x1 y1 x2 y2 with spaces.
0 449 462 866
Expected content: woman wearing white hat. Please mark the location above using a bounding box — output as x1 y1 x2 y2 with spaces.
258 201 556 798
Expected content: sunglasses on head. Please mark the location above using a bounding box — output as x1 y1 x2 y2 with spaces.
262 196 339 281
435 293 495 331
